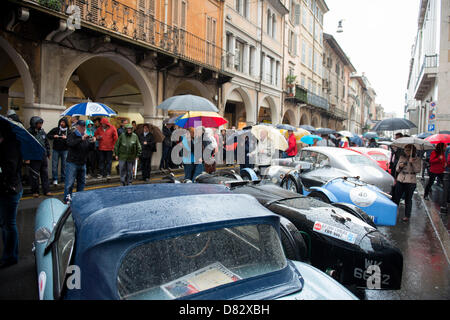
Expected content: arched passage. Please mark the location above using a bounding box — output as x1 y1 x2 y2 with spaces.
258 95 278 124
224 86 253 129
282 109 297 125
299 113 310 126
61 53 156 123
311 115 320 128
0 36 35 120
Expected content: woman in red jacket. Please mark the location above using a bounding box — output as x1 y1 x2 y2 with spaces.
285 130 298 158
424 142 446 200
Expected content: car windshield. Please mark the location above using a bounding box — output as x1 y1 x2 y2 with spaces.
345 155 377 166
117 224 286 300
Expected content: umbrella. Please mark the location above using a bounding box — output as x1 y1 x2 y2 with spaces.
349 135 364 146
299 125 316 132
363 132 379 139
316 128 336 135
300 134 323 145
174 111 227 128
156 94 219 112
251 125 288 151
61 102 117 117
0 115 46 160
371 118 417 131
166 115 183 124
417 132 433 139
391 137 434 151
378 141 393 146
225 129 252 145
135 123 165 143
424 134 450 144
439 130 450 134
338 130 354 138
276 124 296 131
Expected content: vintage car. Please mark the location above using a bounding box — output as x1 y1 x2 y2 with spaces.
191 174 404 294
239 157 397 226
298 147 395 194
349 147 391 173
33 184 357 300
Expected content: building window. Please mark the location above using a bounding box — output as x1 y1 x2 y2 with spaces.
236 0 249 18
301 40 306 64
234 40 245 72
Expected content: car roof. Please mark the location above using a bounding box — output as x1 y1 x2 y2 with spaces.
302 146 360 157
70 184 279 253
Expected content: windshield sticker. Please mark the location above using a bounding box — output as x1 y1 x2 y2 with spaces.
161 262 241 299
313 221 357 244
349 186 377 207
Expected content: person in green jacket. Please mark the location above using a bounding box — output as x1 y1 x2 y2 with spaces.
114 124 142 186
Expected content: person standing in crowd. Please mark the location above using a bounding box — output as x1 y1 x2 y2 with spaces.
389 132 404 179
6 109 22 124
203 128 217 173
115 124 141 186
424 142 446 200
131 120 137 133
0 125 23 268
160 120 172 171
138 124 156 182
368 138 378 148
64 120 96 203
117 119 128 137
85 120 97 179
182 127 205 181
284 129 298 158
248 128 274 176
316 134 334 147
95 118 118 179
27 116 52 198
70 116 80 132
392 144 422 222
48 117 69 186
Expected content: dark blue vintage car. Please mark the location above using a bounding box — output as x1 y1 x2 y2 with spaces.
33 184 357 300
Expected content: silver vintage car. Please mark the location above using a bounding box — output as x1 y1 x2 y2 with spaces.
298 147 395 194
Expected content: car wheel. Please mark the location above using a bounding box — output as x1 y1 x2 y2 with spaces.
279 219 308 262
308 191 330 204
240 171 251 181
281 176 300 193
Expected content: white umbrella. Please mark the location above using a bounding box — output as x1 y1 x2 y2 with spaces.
156 94 219 112
251 125 288 151
338 130 354 138
391 137 435 151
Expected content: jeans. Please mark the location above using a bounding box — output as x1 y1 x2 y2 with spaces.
29 157 50 195
119 160 135 186
183 163 204 181
0 191 22 263
64 162 86 201
160 144 171 169
98 150 113 177
392 182 416 218
52 149 68 182
424 172 444 197
141 155 152 180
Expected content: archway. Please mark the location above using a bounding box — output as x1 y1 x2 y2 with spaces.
0 36 35 121
311 115 320 128
258 95 278 124
61 53 155 123
224 87 253 129
282 109 296 125
299 113 310 126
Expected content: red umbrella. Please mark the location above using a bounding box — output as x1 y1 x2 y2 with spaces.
424 134 450 144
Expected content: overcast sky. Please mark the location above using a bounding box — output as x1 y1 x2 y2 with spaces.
323 0 421 117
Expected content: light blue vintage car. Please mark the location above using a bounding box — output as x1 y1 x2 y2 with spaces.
33 184 357 300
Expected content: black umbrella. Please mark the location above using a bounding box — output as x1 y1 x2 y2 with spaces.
371 118 416 131
316 128 336 135
299 125 316 132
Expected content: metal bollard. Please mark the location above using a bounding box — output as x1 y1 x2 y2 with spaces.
441 171 449 213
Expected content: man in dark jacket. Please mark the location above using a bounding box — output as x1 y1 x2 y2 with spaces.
160 120 172 171
63 120 96 203
28 116 52 197
48 117 69 185
138 124 156 182
0 125 23 268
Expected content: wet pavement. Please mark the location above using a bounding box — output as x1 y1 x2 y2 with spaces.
0 175 449 300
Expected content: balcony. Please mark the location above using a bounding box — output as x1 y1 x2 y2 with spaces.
24 0 227 72
307 91 329 110
285 85 307 104
328 105 347 120
414 54 438 100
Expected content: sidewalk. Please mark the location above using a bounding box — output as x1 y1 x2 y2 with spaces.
416 179 450 265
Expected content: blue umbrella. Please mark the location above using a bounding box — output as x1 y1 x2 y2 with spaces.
156 94 219 112
300 134 322 145
61 102 117 117
417 132 433 139
276 124 296 131
350 135 363 146
0 114 45 160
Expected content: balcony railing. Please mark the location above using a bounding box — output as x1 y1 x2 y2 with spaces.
307 91 329 110
414 54 438 99
26 0 226 72
329 105 347 119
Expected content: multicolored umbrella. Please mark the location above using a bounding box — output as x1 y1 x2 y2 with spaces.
174 111 227 128
61 102 117 117
424 134 450 144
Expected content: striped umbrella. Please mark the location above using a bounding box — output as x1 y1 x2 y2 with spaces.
61 102 117 117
